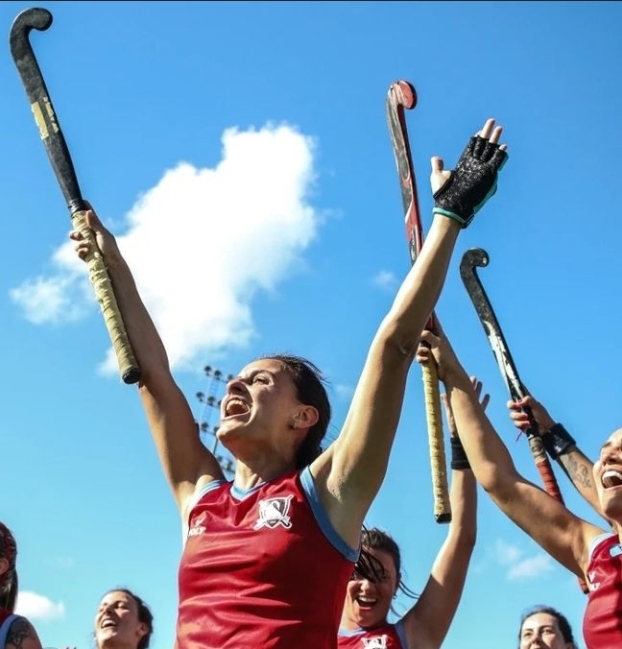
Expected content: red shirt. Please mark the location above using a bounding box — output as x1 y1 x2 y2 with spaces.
338 621 407 649
177 467 358 649
583 532 622 648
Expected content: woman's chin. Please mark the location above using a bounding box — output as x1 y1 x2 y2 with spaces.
355 608 384 629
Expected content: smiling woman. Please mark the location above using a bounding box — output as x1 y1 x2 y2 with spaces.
338 383 483 649
416 327 622 649
94 589 153 649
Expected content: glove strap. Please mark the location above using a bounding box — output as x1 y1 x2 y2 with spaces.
432 207 470 228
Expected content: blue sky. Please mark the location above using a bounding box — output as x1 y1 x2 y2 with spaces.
1 1 620 648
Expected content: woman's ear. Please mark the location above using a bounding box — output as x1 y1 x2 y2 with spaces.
136 622 149 643
293 405 319 430
0 558 8 578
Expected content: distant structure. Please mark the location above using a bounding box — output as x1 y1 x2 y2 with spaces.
196 364 235 480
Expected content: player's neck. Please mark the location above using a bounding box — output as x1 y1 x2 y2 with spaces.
339 612 387 632
233 456 296 491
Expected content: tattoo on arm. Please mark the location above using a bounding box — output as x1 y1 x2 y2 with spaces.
558 449 594 489
6 618 38 649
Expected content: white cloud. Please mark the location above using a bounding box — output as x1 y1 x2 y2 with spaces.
9 274 89 325
486 538 553 582
333 383 354 401
493 539 522 565
507 553 554 581
11 123 323 373
15 592 65 621
372 270 398 292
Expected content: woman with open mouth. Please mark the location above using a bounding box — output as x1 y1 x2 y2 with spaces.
417 325 622 649
337 382 483 649
94 588 153 649
71 118 508 649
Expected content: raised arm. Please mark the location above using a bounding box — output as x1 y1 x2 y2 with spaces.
311 120 510 548
403 382 483 649
417 326 605 579
72 207 223 515
508 395 606 522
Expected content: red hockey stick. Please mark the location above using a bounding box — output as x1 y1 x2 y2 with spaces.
386 80 450 523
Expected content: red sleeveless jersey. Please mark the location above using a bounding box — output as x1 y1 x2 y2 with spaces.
583 533 622 648
177 467 358 649
338 621 407 649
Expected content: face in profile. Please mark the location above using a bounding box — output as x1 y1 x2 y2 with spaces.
594 427 622 519
94 590 148 649
218 358 314 450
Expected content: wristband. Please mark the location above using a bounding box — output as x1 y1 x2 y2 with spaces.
450 436 471 470
540 423 576 460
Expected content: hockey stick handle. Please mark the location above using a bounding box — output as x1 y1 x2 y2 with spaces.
513 388 565 501
10 7 141 385
422 311 450 522
387 80 450 523
526 433 564 501
504 348 567 504
422 360 451 522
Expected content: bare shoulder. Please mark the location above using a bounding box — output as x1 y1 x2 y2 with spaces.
6 617 42 649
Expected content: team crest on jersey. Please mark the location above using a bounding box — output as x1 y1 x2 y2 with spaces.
588 570 601 591
253 495 293 530
362 635 388 649
188 512 207 537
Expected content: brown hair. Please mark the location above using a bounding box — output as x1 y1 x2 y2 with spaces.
258 354 331 468
0 523 18 611
354 527 418 607
518 605 578 649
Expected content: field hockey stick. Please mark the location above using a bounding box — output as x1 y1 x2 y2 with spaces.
460 247 588 593
386 80 450 523
10 7 141 385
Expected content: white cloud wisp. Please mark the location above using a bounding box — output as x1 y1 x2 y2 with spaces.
11 123 323 374
15 591 65 621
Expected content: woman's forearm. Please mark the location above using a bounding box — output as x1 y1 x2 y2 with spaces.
105 254 171 379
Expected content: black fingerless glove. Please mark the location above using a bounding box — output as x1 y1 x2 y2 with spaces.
450 436 471 470
540 423 576 460
433 135 508 228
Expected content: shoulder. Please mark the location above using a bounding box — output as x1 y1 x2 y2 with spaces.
184 477 230 513
588 531 618 559
5 617 42 649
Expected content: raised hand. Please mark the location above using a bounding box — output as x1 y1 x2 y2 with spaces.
508 395 556 435
442 377 490 439
431 118 508 228
69 202 122 264
415 320 464 384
